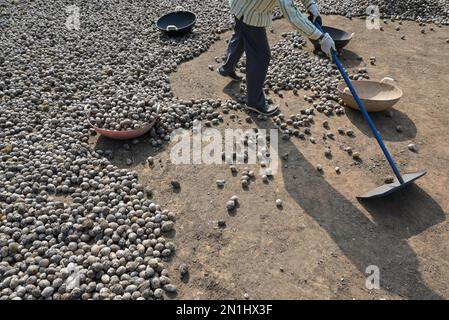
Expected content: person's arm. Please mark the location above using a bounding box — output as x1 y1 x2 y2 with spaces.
302 0 322 24
277 0 322 40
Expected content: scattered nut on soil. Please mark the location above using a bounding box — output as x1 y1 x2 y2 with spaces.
218 219 226 227
408 143 418 152
276 199 283 207
346 129 355 137
179 264 189 278
385 176 395 184
171 180 181 190
216 179 225 188
226 200 236 211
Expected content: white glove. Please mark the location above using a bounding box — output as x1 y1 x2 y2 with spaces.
319 33 336 60
308 3 321 23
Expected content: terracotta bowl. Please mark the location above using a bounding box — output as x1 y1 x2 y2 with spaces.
86 104 160 140
338 77 403 112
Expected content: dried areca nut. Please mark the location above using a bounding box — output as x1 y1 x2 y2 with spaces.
216 180 225 187
408 143 418 152
226 200 236 211
276 199 283 207
384 176 395 184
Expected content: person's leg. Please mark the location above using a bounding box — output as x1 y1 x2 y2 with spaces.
237 18 272 110
220 18 244 76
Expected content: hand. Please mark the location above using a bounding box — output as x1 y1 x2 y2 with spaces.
308 3 322 26
319 33 336 60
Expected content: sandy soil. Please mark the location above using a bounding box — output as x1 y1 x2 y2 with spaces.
90 15 449 300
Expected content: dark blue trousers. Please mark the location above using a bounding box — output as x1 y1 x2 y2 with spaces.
221 17 271 109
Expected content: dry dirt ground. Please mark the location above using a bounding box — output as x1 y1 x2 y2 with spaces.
90 16 449 299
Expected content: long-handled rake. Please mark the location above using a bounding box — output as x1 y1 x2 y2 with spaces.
314 21 426 199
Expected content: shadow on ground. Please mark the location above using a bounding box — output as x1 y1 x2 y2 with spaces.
345 107 417 141
223 81 244 102
338 49 364 68
93 131 169 168
226 73 446 298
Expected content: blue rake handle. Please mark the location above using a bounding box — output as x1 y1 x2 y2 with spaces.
314 22 405 184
